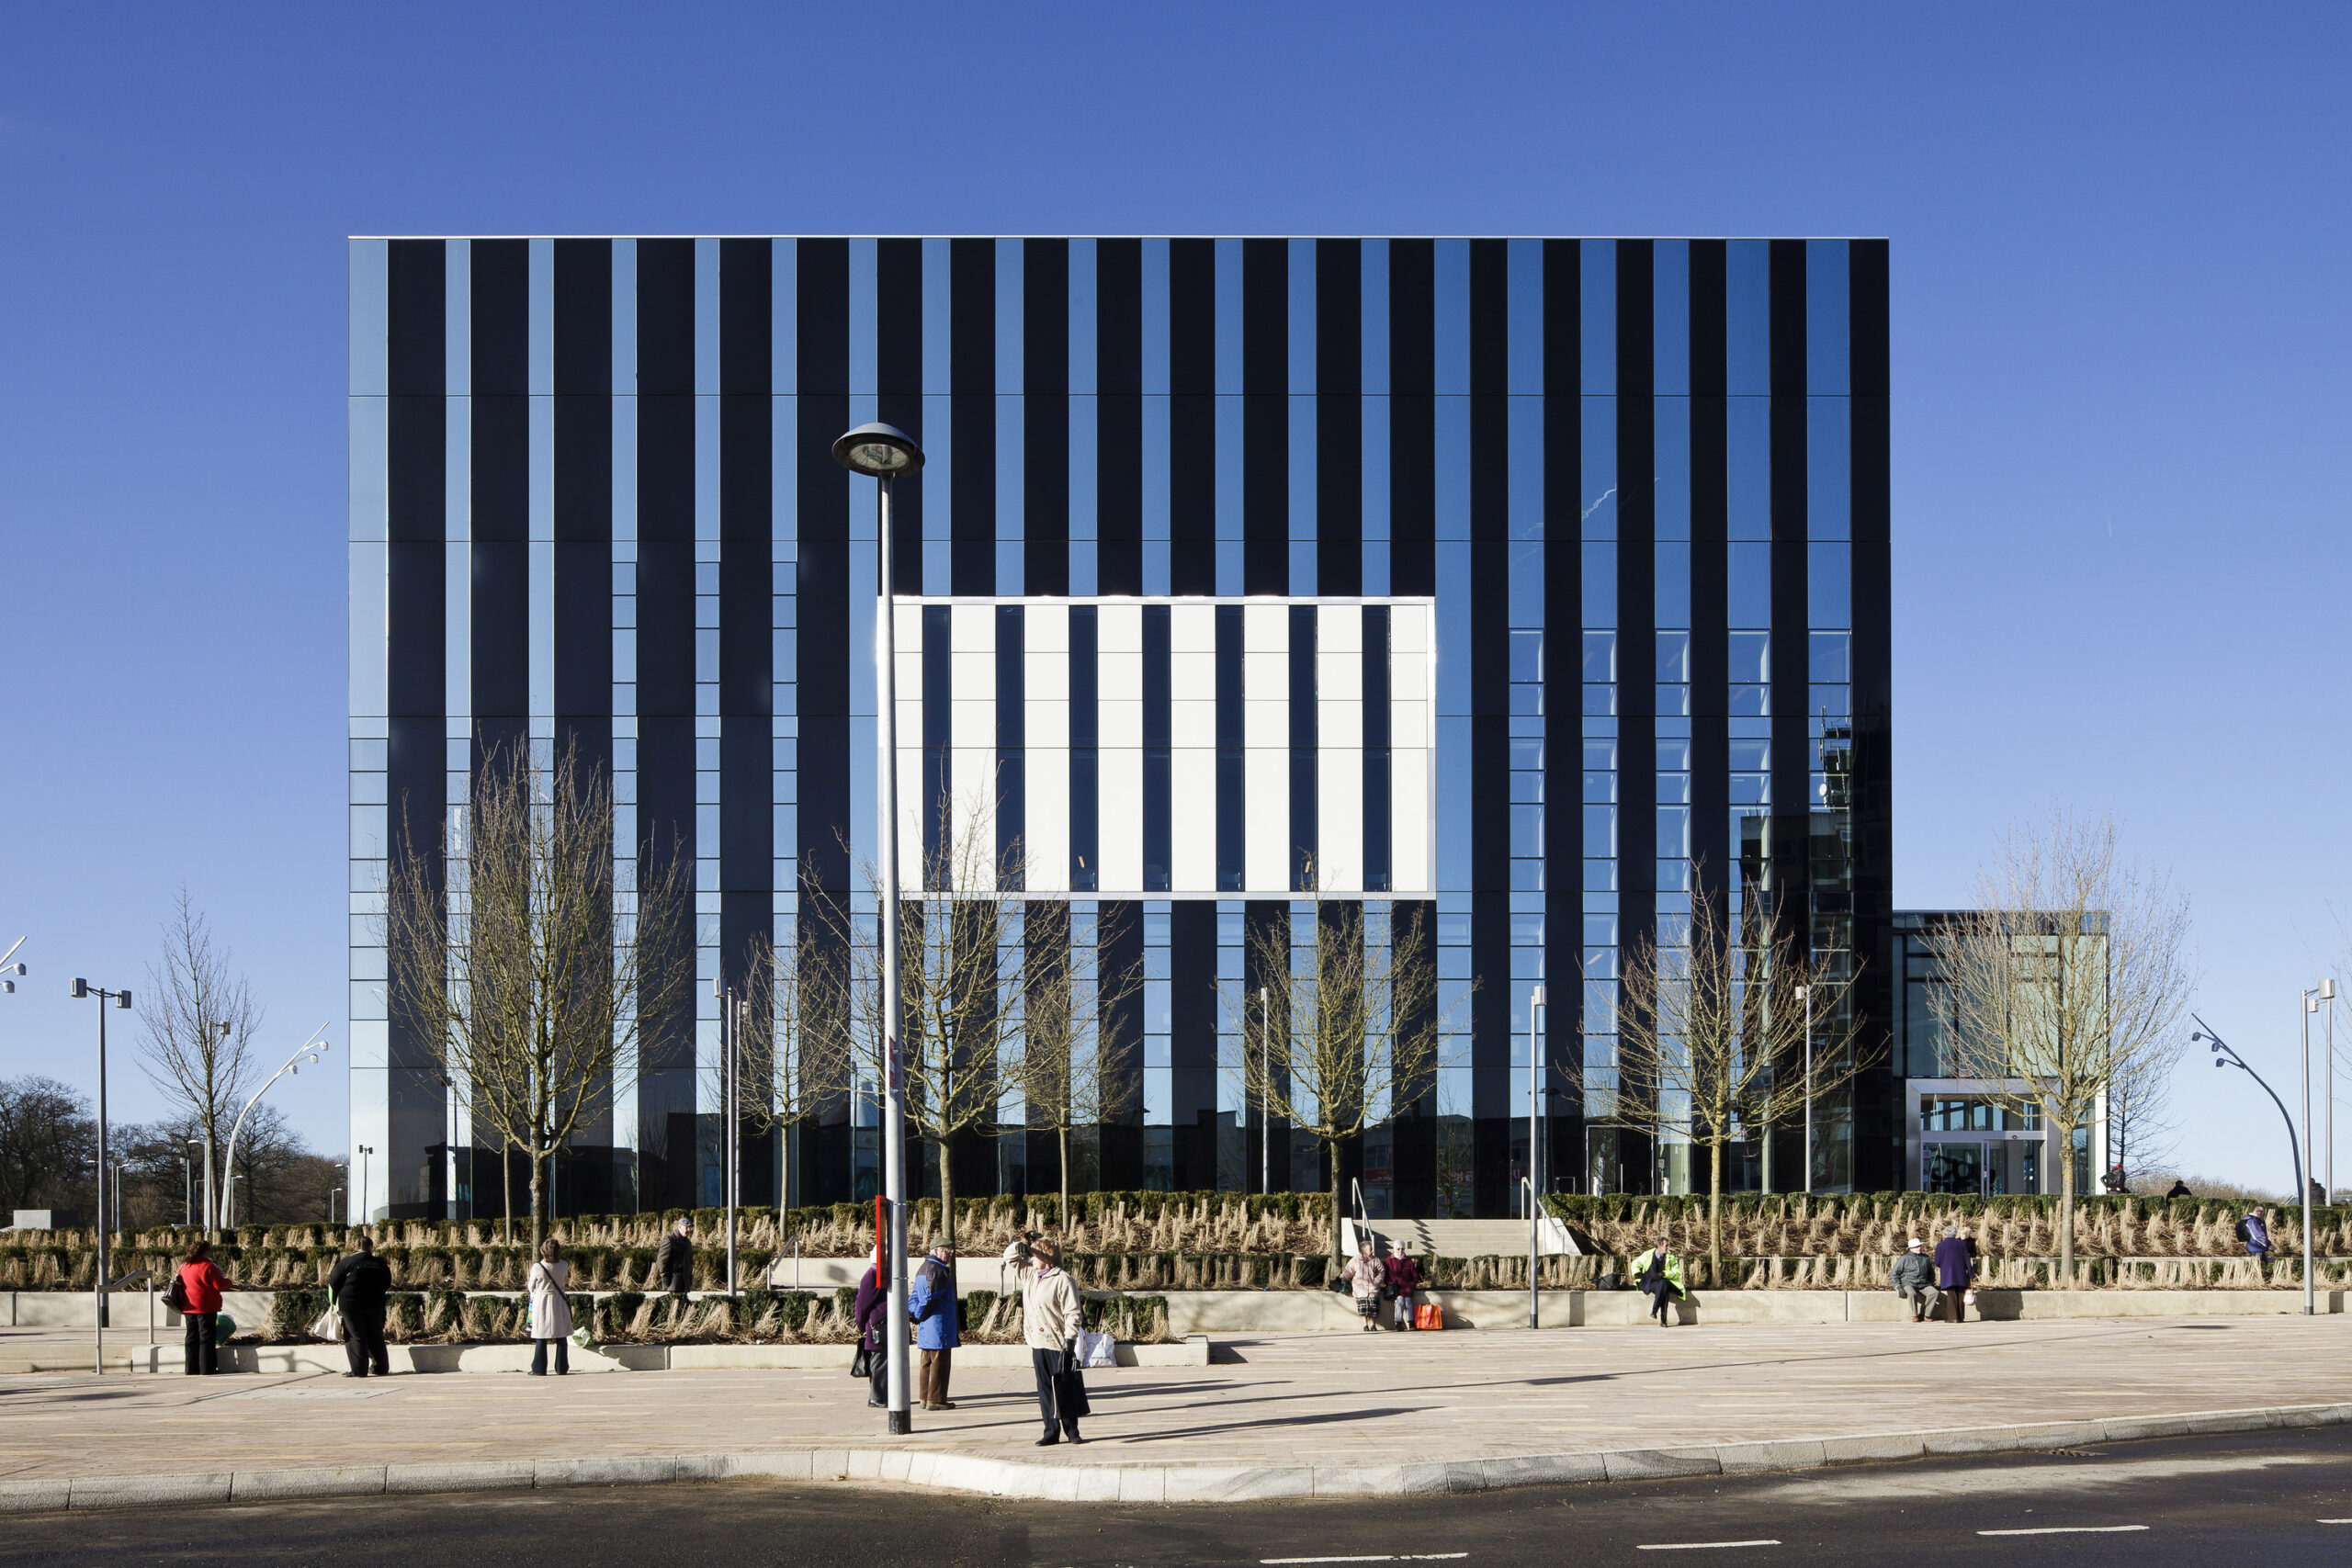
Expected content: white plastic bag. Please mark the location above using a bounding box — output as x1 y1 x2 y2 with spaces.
310 1308 345 1342
1076 1329 1116 1369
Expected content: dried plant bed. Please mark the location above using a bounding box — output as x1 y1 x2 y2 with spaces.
251 1287 1175 1348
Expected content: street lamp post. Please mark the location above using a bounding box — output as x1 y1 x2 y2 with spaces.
1527 984 1545 1330
2193 1013 2312 1315
356 1145 374 1226
70 978 130 1364
202 1020 227 1235
222 1027 330 1228
2303 984 2332 1314
1796 984 1814 1195
1258 985 1271 1194
834 422 924 1437
184 1145 197 1227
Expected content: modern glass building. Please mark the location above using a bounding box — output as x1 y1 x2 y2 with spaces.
346 236 1893 1223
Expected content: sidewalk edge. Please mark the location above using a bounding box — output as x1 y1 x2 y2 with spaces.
5 1402 2347 1515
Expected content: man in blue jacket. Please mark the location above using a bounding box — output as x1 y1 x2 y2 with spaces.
909 1236 960 1410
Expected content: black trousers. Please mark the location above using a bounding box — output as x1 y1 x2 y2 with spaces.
183 1312 218 1374
867 1339 889 1404
1032 1348 1084 1435
344 1310 389 1376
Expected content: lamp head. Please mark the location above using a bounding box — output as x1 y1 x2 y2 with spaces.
2325 979 2338 1002
71 977 87 998
831 423 924 478
116 990 131 1010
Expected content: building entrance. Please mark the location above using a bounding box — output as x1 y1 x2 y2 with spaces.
1921 1135 2041 1197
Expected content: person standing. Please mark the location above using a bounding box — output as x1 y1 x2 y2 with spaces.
1385 1247 1422 1331
1891 1238 1940 1323
1628 1237 1685 1327
654 1218 694 1296
526 1238 573 1375
854 1257 891 1408
1932 1224 1975 1322
2165 1179 2192 1200
175 1238 235 1375
1019 1235 1089 1446
327 1234 393 1377
909 1236 960 1411
1340 1240 1385 1332
2236 1207 2271 1261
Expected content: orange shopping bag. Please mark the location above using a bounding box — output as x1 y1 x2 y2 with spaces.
1413 1303 1443 1330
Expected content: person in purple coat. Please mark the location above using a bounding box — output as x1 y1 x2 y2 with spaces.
1932 1224 1976 1323
854 1259 892 1407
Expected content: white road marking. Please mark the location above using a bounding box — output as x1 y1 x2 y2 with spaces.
1976 1526 2148 1536
2319 1518 2352 1524
1634 1544 1781 1552
1755 1451 2329 1506
1261 1557 1470 1564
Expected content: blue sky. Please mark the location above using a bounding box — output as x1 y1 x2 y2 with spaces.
1 4 2345 1193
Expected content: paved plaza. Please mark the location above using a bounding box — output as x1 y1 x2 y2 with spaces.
2 1315 2346 1493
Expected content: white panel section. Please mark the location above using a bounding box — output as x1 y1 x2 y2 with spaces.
1242 601 1291 892
1317 605 1363 892
1096 599 1144 893
895 601 923 647
1170 602 1216 750
1026 746 1069 893
1098 745 1144 893
952 746 998 869
1171 747 1217 892
950 602 994 652
897 739 924 894
1390 743 1430 894
1170 601 1216 653
949 665 995 747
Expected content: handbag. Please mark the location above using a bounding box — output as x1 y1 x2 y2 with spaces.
309 1307 345 1342
163 1272 190 1314
1050 1348 1092 1421
850 1342 873 1379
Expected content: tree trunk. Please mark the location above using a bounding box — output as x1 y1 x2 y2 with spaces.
1328 1141 1343 1267
528 1144 547 1249
1058 1125 1071 1237
502 1141 514 1246
1709 1140 1724 1288
938 1131 956 1252
2059 1144 2075 1286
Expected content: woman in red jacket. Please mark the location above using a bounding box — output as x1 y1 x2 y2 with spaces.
176 1238 236 1375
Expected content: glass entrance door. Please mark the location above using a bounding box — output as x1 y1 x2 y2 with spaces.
1923 1142 1982 1195
1924 1136 2041 1196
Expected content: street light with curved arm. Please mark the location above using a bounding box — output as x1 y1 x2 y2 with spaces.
220 1025 330 1229
2190 1014 2302 1198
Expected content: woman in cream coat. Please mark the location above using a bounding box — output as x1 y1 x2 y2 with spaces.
527 1238 574 1375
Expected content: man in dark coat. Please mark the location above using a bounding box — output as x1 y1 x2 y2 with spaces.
1931 1224 1975 1323
654 1219 695 1295
327 1235 393 1377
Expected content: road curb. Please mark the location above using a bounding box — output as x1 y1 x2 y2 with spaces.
4 1402 2348 1514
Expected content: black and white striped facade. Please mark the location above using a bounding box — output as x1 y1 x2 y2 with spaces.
347 236 1894 1223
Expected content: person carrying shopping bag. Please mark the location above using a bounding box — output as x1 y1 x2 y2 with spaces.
1385 1247 1422 1331
526 1238 573 1375
1017 1235 1090 1446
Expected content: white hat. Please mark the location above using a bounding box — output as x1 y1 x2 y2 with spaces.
1906 1238 1925 1250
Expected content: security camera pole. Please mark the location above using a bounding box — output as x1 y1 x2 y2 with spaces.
833 422 924 1436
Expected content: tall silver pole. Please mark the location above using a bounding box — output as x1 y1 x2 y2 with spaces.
96 997 109 1371
2326 980 2337 1202
1528 986 1544 1330
876 470 912 1434
1800 985 1814 1196
2301 990 2315 1316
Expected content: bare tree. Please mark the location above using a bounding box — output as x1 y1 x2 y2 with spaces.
1935 810 2195 1280
1229 882 1453 1264
384 739 697 1247
136 890 261 1234
1609 879 1871 1281
1013 900 1145 1227
0 1076 96 1214
729 929 852 1217
821 795 1026 1251
2105 1043 2178 1191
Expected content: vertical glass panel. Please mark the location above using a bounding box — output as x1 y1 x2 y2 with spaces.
1508 238 1544 396
1808 397 1850 541
1654 396 1690 541
1727 399 1770 540
1809 544 1851 628
1806 240 1850 396
1725 241 1770 395
1579 240 1616 394
1434 238 1469 396
1654 544 1690 629
1728 544 1771 627
1580 398 1616 540
348 240 386 396
1581 543 1615 629
1809 632 1850 683
1652 240 1690 397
